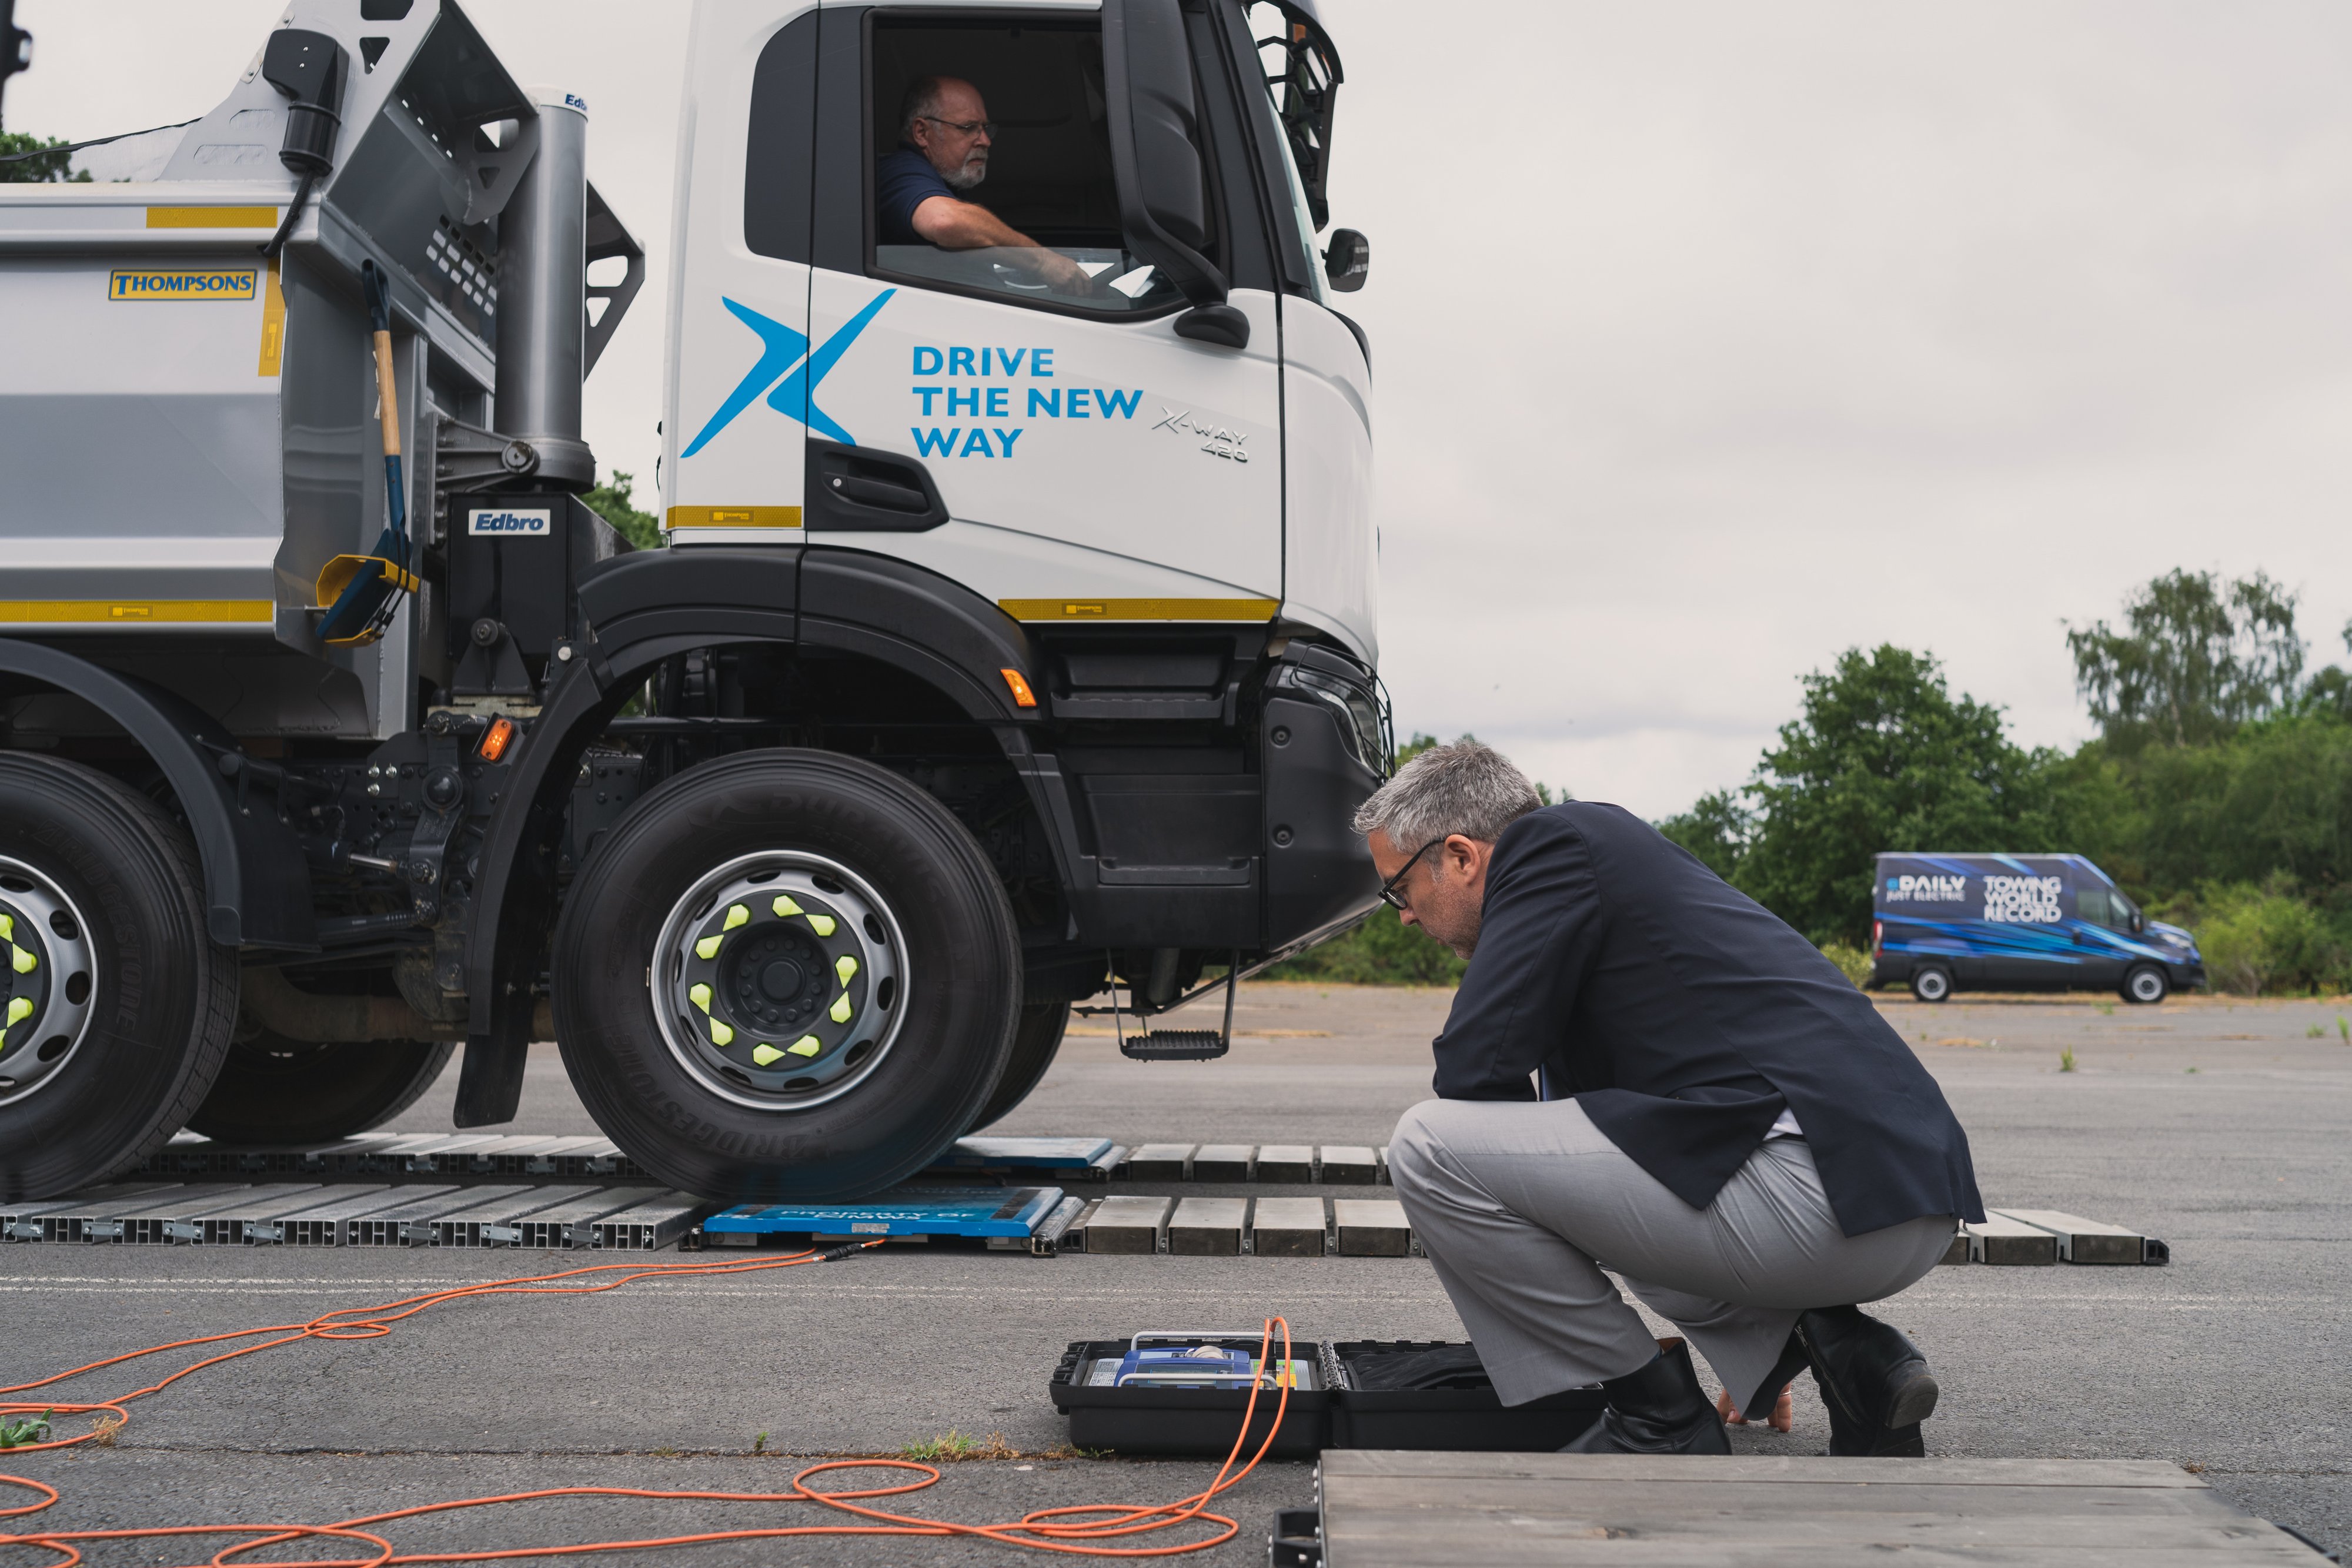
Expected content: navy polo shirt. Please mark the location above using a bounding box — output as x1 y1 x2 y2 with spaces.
877 145 957 245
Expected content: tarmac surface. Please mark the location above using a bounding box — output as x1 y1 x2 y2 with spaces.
2 983 2346 1564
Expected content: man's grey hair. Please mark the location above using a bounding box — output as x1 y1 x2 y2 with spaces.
900 76 953 141
1352 740 1543 847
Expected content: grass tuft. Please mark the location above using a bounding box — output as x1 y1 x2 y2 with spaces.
900 1430 1020 1463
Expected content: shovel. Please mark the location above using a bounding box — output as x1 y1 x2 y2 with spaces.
315 259 419 646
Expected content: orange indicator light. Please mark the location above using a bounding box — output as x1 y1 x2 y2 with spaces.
998 668 1038 708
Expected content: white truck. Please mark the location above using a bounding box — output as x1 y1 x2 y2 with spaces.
0 0 1379 1201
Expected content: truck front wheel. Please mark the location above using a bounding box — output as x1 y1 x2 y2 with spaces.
550 750 1021 1201
0 754 237 1196
966 1001 1070 1132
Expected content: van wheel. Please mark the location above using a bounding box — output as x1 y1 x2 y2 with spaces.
0 754 237 1197
1909 965 1953 1004
550 750 1021 1202
967 1002 1069 1132
2122 964 2169 1005
187 1027 455 1145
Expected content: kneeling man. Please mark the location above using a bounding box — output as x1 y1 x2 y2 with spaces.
1367 743 1981 1455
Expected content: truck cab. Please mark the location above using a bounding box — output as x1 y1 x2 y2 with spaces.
0 0 1380 1202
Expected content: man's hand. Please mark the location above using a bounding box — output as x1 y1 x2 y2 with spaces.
1716 1385 1795 1433
910 195 1097 296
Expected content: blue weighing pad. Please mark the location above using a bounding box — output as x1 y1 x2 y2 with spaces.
703 1185 1071 1246
931 1136 1116 1171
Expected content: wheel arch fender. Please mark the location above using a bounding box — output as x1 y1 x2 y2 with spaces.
0 638 315 950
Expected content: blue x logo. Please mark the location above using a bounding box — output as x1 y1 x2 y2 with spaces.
680 289 895 458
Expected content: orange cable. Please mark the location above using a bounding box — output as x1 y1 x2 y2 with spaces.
0 1242 1294 1566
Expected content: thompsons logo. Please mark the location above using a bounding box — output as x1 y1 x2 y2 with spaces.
110 269 258 301
467 508 552 536
1885 874 1967 904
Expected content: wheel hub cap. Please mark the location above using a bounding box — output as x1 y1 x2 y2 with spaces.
654 852 903 1109
0 855 98 1106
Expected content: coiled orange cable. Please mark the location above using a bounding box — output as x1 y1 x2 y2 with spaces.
0 1244 1295 1566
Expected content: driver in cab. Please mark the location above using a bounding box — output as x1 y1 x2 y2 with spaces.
877 76 1095 296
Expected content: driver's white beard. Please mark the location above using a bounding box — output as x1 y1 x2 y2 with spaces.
943 157 987 192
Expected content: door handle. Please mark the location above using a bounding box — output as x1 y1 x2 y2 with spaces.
830 473 927 512
805 440 949 532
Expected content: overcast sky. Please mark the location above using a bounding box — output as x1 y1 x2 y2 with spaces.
15 2 2352 817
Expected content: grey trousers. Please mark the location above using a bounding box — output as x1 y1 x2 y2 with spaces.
1388 1097 1954 1412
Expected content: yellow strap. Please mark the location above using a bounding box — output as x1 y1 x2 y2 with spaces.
258 256 286 376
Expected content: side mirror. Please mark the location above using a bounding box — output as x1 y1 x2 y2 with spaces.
1103 0 1226 311
1324 228 1369 293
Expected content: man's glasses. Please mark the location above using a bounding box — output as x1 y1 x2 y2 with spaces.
1378 838 1446 911
921 115 997 138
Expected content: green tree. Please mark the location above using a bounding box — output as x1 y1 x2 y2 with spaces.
0 132 90 183
1735 646 2059 947
1656 788 1749 881
583 469 661 550
2065 569 2304 753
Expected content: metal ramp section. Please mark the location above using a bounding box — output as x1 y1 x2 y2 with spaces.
700 1186 1086 1256
593 1193 712 1251
141 1132 652 1183
431 1185 604 1248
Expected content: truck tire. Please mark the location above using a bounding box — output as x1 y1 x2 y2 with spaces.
186 1027 454 1145
2121 964 2169 1005
1909 964 1953 1004
550 750 1021 1201
0 754 238 1197
967 1001 1070 1132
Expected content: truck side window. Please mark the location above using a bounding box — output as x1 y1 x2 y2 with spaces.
2077 888 2111 926
744 12 820 263
866 16 1211 316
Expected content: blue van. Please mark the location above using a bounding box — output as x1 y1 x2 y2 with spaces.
1870 852 2204 1004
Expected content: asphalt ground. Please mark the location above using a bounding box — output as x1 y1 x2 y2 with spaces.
2 983 2346 1564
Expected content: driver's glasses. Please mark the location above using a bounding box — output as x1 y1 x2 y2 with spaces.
921 115 996 139
1378 838 1445 911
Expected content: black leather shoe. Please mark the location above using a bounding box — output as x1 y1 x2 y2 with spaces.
1791 1305 1939 1457
1561 1338 1731 1455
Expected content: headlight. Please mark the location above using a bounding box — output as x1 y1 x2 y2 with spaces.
1277 664 1387 778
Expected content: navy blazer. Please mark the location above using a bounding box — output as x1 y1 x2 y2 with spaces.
1431 803 1984 1236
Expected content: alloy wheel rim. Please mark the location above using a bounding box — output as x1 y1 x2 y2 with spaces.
651 850 906 1111
0 854 99 1106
